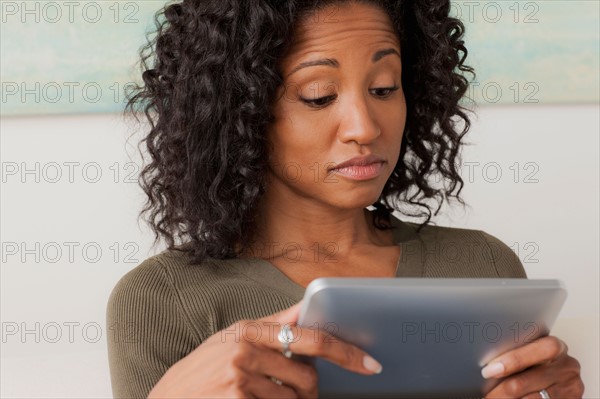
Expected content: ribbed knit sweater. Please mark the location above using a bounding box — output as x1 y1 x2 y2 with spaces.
106 212 527 398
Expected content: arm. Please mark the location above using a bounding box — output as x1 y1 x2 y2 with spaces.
107 257 384 399
479 230 528 278
106 257 200 398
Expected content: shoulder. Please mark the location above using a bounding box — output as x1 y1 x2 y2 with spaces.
106 246 216 343
398 220 528 278
108 252 169 300
105 250 205 398
106 244 215 307
408 221 507 251
106 249 190 328
107 245 297 337
106 250 182 317
107 244 222 304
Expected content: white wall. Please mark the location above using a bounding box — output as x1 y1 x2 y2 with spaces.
1 104 598 397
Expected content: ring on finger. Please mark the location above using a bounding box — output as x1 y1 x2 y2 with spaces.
278 324 295 359
269 325 296 385
270 376 283 386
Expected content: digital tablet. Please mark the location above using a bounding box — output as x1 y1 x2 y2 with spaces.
296 278 567 399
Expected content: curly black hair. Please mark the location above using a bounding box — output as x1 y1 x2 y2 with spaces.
124 0 476 265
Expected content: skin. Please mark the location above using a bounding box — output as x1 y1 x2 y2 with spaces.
148 300 383 399
243 1 407 287
149 2 584 398
249 1 585 397
482 336 584 398
148 4 396 398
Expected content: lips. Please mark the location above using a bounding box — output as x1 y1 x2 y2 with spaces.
329 154 386 171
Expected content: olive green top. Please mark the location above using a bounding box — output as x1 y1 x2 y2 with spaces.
106 211 527 398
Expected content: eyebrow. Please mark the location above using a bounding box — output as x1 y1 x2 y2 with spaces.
286 48 401 78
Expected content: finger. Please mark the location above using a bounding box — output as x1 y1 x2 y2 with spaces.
522 375 586 399
521 384 558 399
221 343 300 398
484 363 559 399
245 374 299 399
256 323 383 376
481 336 568 379
243 345 318 398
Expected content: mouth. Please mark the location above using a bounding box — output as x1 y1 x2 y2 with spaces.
329 161 385 180
327 154 386 172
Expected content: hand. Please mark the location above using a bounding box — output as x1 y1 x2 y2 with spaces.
482 335 584 398
147 299 383 399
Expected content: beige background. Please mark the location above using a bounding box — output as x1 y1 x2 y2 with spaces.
1 103 598 397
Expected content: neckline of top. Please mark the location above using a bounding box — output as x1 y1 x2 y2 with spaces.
229 208 425 302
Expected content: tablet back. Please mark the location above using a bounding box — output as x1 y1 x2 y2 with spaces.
296 278 567 399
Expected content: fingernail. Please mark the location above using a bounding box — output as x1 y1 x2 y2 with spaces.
481 362 505 379
363 355 383 374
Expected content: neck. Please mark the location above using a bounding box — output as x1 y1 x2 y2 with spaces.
238 192 392 263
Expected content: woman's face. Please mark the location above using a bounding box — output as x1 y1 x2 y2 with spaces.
266 1 406 211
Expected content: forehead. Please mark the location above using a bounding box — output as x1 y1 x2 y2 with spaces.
281 2 400 70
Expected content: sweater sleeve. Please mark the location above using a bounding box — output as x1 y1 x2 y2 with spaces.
479 230 528 278
106 256 201 398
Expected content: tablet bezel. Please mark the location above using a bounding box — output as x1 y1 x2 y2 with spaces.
296 277 567 399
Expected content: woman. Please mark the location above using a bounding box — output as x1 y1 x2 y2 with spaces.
107 0 584 398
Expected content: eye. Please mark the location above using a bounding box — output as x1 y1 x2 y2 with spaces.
370 86 400 98
300 94 337 108
299 86 400 109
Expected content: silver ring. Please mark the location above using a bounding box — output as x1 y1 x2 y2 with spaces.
539 389 550 399
269 325 295 385
277 324 294 359
270 376 283 386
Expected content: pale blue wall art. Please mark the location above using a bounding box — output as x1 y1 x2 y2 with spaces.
1 1 162 116
454 0 600 106
1 0 598 116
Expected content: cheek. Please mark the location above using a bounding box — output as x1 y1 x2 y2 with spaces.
270 108 332 159
266 119 329 185
380 100 407 140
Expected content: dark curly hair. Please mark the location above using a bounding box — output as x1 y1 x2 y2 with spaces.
124 0 476 265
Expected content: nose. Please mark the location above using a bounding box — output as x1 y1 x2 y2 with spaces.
336 90 382 145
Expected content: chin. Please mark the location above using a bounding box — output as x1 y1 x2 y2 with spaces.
327 190 383 211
